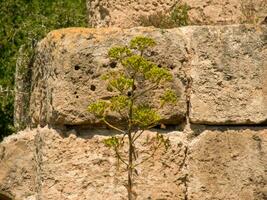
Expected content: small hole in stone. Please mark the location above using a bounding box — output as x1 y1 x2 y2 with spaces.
61 34 66 39
150 51 157 56
102 64 108 68
90 85 96 91
74 91 77 95
170 65 175 70
158 64 162 68
76 96 79 99
110 61 117 68
74 65 81 70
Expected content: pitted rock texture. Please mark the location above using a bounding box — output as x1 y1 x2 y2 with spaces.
36 127 187 200
29 27 187 127
0 127 188 200
28 25 267 126
183 0 267 25
188 25 267 124
1 127 266 199
0 130 37 200
87 0 177 28
188 128 267 200
25 25 267 126
87 0 267 28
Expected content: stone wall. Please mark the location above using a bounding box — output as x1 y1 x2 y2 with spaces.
3 0 267 198
1 24 266 199
28 27 188 127
87 0 267 28
1 126 266 200
28 26 267 127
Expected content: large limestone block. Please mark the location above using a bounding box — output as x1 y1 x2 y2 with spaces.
0 130 37 200
187 25 267 124
30 27 187 127
183 0 267 25
87 0 267 28
188 128 267 200
87 0 177 28
36 127 188 200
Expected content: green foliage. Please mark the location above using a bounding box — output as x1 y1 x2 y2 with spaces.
0 0 86 140
108 75 134 93
108 46 132 60
132 105 161 128
121 55 154 73
139 2 190 28
104 136 120 148
88 36 178 199
170 3 190 26
88 36 177 128
88 100 109 117
160 89 178 107
88 36 178 127
0 95 15 141
129 36 156 52
145 66 173 83
110 96 130 112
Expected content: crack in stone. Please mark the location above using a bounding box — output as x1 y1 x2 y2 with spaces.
34 129 43 200
183 146 189 200
179 30 194 200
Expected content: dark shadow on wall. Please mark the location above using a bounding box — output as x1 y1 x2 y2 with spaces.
51 122 267 140
189 123 267 137
0 192 13 200
54 123 184 140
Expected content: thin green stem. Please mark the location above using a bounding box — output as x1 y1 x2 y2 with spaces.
134 140 163 168
133 130 144 143
133 83 158 100
114 147 129 167
102 118 125 134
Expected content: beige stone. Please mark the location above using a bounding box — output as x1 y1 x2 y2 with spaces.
33 127 188 200
27 25 267 127
1 127 267 199
29 27 187 127
188 128 267 200
87 0 177 28
0 130 37 200
187 25 267 124
183 0 267 25
87 0 267 28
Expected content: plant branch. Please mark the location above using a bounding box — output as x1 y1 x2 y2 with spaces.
133 129 145 143
102 118 126 134
133 83 158 100
134 140 163 168
114 147 129 167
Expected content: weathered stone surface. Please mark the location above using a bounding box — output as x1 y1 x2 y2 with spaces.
87 0 177 28
35 127 188 200
30 27 187 127
0 130 37 200
187 25 267 124
27 25 267 127
1 127 267 200
183 0 267 25
188 128 267 200
87 0 267 28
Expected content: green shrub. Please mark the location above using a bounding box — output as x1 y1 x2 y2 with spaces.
88 36 177 200
139 3 190 28
0 0 87 140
